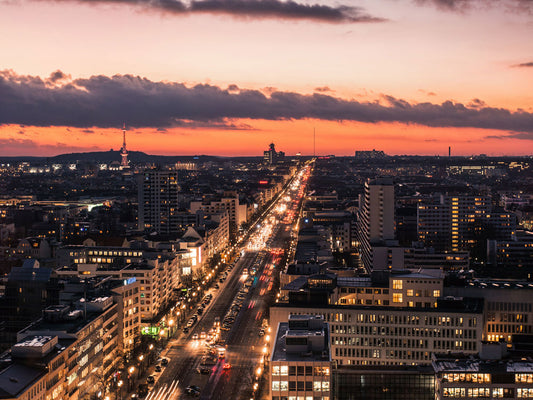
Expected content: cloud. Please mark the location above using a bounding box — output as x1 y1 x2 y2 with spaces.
314 86 334 93
44 0 386 23
467 98 486 108
513 61 533 67
1 70 532 133
0 138 102 155
486 131 533 140
411 0 533 13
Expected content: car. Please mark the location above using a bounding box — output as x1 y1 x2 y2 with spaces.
258 330 265 337
155 365 162 372
192 333 199 340
183 327 189 334
186 385 201 396
214 284 220 289
146 375 155 384
200 331 206 339
196 367 211 375
222 363 232 370
161 358 169 366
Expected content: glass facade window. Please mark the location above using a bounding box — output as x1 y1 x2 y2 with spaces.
393 280 403 290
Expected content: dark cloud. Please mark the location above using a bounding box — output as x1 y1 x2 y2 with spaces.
1 70 532 133
412 0 533 13
467 98 486 108
314 86 333 93
513 61 533 67
52 0 386 23
48 70 70 83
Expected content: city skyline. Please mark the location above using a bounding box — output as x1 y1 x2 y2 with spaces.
1 0 532 156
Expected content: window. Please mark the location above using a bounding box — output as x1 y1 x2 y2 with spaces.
407 289 414 297
289 366 296 376
289 382 296 391
433 290 441 298
280 381 288 391
393 280 403 290
322 382 330 391
280 366 288 376
297 382 304 391
393 293 403 303
273 366 280 376
272 381 280 391
313 382 322 391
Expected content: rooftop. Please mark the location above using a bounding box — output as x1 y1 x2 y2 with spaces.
271 321 331 363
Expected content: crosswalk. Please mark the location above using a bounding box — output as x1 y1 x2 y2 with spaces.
145 380 180 400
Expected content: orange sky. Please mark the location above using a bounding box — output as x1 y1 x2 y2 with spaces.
0 0 531 156
0 120 528 157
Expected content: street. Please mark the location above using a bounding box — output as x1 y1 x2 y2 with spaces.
140 165 311 400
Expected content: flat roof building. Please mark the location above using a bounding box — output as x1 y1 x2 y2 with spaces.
270 315 331 400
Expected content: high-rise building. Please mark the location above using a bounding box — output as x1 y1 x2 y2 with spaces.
357 178 396 271
417 194 515 253
264 142 285 165
138 170 179 234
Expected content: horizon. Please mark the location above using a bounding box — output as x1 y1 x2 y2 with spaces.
1 0 532 156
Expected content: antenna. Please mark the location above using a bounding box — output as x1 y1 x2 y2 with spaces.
313 127 316 157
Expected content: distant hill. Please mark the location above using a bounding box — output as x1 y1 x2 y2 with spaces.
0 151 261 164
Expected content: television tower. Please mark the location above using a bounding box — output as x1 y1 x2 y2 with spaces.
120 123 129 168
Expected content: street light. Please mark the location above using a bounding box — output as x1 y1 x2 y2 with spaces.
117 380 123 400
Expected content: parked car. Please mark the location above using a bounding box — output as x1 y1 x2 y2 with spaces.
146 375 155 384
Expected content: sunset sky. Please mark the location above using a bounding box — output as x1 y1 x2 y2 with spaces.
0 0 532 157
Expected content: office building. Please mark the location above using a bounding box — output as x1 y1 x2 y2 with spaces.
270 315 331 400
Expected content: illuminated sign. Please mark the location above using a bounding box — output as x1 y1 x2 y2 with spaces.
123 277 136 286
141 326 160 336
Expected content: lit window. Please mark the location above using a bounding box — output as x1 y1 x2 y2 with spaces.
433 290 441 298
393 293 403 303
392 280 403 290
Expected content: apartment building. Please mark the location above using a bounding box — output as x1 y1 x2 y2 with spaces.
190 191 247 240
137 170 180 234
417 194 515 253
356 178 396 271
17 299 119 400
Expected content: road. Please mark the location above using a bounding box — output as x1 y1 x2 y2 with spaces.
142 164 311 400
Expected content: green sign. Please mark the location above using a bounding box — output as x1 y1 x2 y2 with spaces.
141 326 160 336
